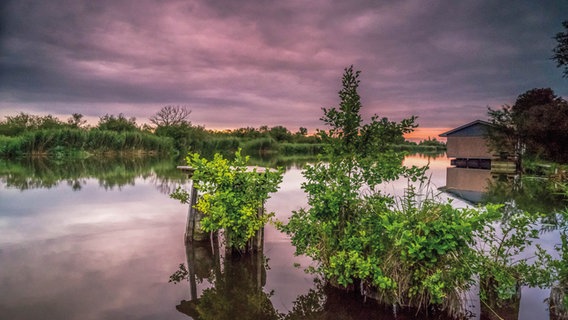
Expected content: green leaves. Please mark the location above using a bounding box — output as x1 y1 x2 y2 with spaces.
475 203 554 307
281 66 477 313
172 149 283 250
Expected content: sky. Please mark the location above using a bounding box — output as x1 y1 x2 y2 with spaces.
0 0 567 139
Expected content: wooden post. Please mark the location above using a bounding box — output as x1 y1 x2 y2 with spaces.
178 166 209 244
253 204 264 253
185 182 209 243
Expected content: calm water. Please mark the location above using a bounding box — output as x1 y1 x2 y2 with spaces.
0 155 563 320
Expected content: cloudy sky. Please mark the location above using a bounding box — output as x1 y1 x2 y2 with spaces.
0 0 566 138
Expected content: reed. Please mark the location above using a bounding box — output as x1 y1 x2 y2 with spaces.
0 129 174 157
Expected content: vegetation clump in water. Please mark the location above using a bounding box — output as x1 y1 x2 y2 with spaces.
171 149 284 251
279 66 558 318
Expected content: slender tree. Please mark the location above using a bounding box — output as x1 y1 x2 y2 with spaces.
553 20 568 78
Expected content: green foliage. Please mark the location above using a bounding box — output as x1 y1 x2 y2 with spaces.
199 137 241 158
97 113 139 132
268 125 292 142
281 66 485 313
1 111 324 158
487 88 568 164
171 150 283 250
240 137 279 154
155 123 208 153
278 143 323 155
417 137 446 149
551 210 568 311
553 232 568 287
0 128 174 157
0 112 71 136
475 203 554 307
553 20 568 78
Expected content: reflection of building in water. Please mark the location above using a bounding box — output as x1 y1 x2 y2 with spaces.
445 168 492 203
440 120 516 203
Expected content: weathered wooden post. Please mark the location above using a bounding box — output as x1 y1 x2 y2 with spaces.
254 204 264 253
177 166 209 243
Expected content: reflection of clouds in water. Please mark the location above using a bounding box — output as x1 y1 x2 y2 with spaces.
266 166 307 221
0 154 563 319
0 180 188 319
0 178 181 246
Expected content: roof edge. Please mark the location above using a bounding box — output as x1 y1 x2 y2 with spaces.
439 120 492 137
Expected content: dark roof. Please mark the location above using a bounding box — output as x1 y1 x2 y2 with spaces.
439 120 492 137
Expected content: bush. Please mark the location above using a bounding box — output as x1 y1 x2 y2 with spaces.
171 150 283 251
241 137 279 154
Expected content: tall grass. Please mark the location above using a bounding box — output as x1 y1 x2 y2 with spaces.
241 137 279 154
1 128 324 159
0 129 174 157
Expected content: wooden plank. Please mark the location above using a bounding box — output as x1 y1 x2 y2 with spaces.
177 166 275 173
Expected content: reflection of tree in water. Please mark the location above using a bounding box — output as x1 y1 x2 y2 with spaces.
0 154 309 194
282 279 458 320
173 235 279 320
483 174 568 226
172 238 455 320
0 156 189 192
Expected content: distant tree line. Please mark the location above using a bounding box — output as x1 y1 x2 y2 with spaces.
0 112 174 157
0 106 324 158
0 105 448 158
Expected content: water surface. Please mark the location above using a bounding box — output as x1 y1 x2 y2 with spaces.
0 155 563 319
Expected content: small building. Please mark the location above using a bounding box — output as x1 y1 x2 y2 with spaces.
439 120 516 173
439 120 493 169
439 120 515 203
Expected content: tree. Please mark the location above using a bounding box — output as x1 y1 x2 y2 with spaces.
488 88 568 164
512 88 558 116
282 66 424 296
0 113 42 135
67 113 87 129
149 105 192 127
487 105 518 160
281 67 495 315
97 113 138 132
268 125 292 142
0 113 68 136
553 20 568 78
522 99 568 162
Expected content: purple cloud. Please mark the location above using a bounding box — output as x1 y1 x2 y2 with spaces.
0 0 566 134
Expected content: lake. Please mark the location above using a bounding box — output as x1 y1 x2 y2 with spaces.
0 154 563 319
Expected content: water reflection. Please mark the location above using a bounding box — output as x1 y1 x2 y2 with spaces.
0 156 188 193
484 176 567 216
0 154 566 320
173 237 457 320
441 160 567 216
173 237 278 320
445 167 492 203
